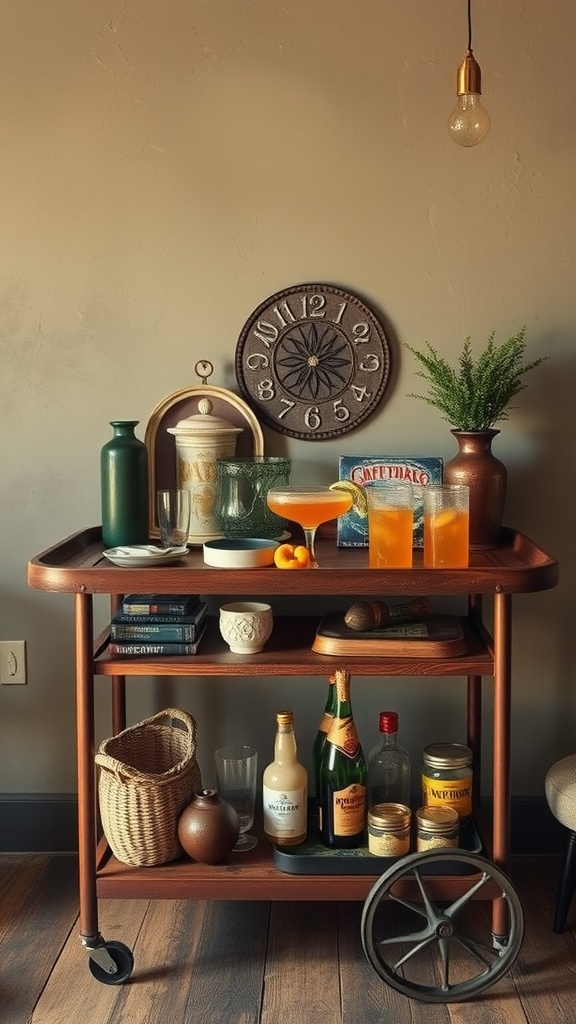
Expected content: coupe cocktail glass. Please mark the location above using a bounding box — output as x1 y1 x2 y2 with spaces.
266 485 352 567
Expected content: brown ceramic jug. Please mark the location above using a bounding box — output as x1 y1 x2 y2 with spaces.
177 789 240 864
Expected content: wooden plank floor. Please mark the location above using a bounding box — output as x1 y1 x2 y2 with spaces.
1 854 576 1023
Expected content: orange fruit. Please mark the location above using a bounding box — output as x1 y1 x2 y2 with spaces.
433 510 458 530
274 543 311 569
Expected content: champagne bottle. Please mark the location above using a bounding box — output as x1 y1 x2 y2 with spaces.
312 674 337 814
318 669 367 848
263 711 308 846
367 711 411 810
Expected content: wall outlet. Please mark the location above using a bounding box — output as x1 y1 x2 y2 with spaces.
0 641 27 684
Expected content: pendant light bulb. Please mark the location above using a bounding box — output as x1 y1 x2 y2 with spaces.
448 49 490 147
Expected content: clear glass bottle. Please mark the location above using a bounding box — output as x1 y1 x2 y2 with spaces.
263 711 308 847
312 674 337 815
367 711 411 811
317 669 367 848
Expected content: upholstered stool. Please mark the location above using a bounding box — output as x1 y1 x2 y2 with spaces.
545 754 576 932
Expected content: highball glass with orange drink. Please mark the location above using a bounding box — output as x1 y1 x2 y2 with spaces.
365 481 414 568
423 484 469 568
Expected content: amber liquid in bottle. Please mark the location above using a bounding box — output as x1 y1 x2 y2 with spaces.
317 670 367 848
263 711 308 847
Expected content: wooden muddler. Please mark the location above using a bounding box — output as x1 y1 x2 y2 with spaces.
344 597 432 632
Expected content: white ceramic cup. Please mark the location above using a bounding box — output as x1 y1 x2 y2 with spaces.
219 602 273 655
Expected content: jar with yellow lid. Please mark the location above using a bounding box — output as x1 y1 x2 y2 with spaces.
367 802 411 857
421 742 472 823
415 805 460 851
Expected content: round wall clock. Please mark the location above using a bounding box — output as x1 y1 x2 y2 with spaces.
234 283 391 441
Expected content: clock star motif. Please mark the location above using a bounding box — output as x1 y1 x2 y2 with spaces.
276 322 352 402
235 283 391 441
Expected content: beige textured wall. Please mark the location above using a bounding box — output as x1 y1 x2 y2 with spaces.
1 1 573 799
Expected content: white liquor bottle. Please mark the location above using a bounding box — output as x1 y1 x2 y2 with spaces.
263 711 308 847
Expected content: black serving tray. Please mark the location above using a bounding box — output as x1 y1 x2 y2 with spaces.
273 819 482 876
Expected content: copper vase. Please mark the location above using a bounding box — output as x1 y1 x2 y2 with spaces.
443 430 507 550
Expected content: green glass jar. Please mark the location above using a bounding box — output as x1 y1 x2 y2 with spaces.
100 420 149 548
215 456 291 539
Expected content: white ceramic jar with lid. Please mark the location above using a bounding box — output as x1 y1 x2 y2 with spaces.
167 398 243 544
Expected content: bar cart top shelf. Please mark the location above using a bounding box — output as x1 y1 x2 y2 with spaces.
28 526 558 598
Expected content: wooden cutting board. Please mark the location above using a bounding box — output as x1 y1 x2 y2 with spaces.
311 613 467 658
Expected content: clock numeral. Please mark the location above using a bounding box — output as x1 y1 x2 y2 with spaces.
351 384 371 402
272 301 297 328
359 354 381 373
305 406 321 430
333 302 347 325
305 294 327 319
246 352 269 371
277 398 295 420
333 399 351 422
352 322 370 341
257 378 276 401
253 320 279 347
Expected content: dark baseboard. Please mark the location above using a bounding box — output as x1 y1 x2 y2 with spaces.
0 794 78 852
0 793 569 855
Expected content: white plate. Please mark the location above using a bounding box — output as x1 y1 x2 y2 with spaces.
103 545 189 567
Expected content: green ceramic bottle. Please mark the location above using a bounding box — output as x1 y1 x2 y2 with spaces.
100 420 149 548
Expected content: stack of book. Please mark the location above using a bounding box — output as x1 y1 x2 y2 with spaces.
108 593 208 657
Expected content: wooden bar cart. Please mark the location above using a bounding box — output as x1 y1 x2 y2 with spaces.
28 526 558 1001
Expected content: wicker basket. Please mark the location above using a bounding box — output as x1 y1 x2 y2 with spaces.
95 707 201 867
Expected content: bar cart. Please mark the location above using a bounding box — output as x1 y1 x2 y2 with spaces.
28 526 558 1002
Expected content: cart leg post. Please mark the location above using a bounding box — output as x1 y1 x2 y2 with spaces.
492 591 512 939
76 592 100 942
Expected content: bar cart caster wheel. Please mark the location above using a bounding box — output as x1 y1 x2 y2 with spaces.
88 940 134 985
361 848 524 1004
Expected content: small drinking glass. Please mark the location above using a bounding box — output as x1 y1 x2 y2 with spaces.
214 745 258 852
365 481 414 568
423 484 470 568
156 489 191 548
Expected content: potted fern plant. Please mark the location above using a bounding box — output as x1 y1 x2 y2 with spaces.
404 328 548 549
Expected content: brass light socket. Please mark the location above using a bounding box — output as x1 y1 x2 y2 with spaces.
456 49 482 95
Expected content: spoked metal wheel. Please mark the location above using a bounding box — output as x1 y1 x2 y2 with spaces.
361 848 524 1003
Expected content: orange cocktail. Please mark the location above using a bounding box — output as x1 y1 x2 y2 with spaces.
423 485 469 568
365 481 414 569
266 486 353 567
267 491 352 529
369 507 414 568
